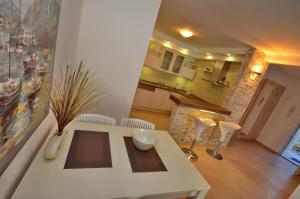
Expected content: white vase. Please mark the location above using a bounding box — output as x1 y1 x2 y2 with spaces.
44 130 67 160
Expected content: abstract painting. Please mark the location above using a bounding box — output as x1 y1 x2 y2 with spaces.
0 0 61 175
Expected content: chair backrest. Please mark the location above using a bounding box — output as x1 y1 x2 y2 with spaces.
76 114 116 126
120 118 155 130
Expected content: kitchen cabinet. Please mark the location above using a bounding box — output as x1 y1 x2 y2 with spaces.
132 88 153 107
172 55 185 73
160 49 184 74
149 88 166 109
132 87 176 112
143 42 196 80
160 50 174 70
150 88 175 111
144 49 162 69
179 66 195 80
160 90 176 111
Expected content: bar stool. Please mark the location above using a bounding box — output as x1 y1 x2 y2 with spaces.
182 118 216 161
207 121 241 160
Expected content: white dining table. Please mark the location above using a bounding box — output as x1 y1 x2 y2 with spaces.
12 121 210 199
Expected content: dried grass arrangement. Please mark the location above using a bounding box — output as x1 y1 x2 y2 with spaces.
46 62 102 136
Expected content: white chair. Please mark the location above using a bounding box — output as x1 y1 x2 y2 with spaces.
207 121 241 160
76 114 116 126
182 118 216 161
120 118 155 130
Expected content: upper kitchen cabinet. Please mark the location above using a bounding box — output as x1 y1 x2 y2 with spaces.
172 54 185 73
143 42 196 80
144 43 164 69
160 50 175 70
160 49 185 74
179 66 195 80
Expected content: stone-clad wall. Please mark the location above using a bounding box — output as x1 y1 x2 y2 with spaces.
169 106 229 146
168 49 269 146
224 49 269 123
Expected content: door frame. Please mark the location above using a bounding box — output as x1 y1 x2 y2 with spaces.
238 78 286 140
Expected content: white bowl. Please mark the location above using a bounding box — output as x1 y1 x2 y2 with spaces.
132 129 157 150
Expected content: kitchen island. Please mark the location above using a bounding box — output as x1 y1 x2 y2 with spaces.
169 94 233 146
169 95 231 115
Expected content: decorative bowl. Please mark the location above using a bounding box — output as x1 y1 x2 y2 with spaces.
132 129 157 150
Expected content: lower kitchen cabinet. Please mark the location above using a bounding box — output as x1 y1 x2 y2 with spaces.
132 87 176 112
160 90 176 111
132 88 153 107
149 88 166 109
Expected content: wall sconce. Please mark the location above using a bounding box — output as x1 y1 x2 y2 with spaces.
251 64 263 75
250 64 263 80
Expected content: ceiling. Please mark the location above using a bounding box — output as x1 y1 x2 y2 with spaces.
155 0 300 61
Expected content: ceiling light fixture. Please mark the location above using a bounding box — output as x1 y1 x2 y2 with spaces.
180 48 189 55
179 29 193 38
163 41 172 48
227 56 234 61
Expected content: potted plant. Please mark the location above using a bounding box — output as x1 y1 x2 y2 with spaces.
44 62 102 159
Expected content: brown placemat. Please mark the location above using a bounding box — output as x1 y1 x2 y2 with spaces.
124 136 167 172
64 130 112 169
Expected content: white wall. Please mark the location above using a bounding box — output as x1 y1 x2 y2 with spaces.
0 1 83 198
0 1 160 196
0 1 161 197
256 64 300 152
53 0 83 74
75 0 161 120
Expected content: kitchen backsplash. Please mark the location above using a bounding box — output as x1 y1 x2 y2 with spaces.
139 60 243 105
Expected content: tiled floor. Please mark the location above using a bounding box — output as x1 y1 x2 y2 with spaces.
130 108 300 199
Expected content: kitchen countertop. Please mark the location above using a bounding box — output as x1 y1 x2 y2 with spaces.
169 95 231 115
138 79 231 115
138 79 208 102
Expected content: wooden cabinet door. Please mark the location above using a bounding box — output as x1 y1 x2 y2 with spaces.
179 66 195 80
132 88 154 107
161 91 176 111
134 88 176 111
149 88 165 109
144 50 161 69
